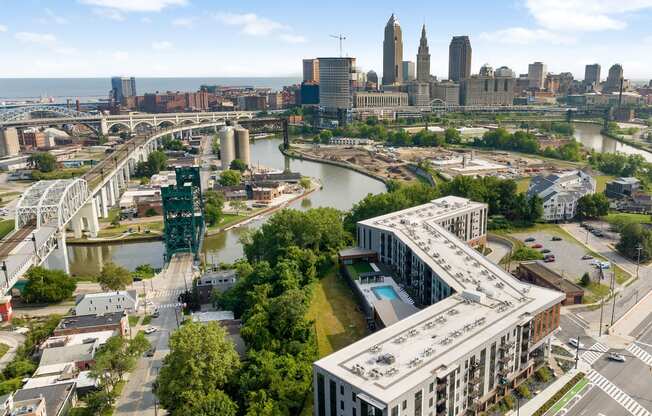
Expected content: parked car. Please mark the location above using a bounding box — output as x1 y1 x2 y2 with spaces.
144 326 157 334
607 353 626 362
551 236 563 241
598 262 610 270
582 254 594 260
146 347 156 357
591 229 604 237
569 338 584 349
524 237 536 242
544 257 556 263
541 249 551 253
152 310 160 318
532 243 543 249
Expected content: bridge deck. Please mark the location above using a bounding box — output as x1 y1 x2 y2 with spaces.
161 252 195 285
0 226 35 259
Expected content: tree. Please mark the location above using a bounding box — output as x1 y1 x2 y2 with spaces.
132 264 155 280
204 190 225 227
156 322 240 413
444 128 462 144
231 200 247 215
230 159 247 172
172 391 237 416
617 223 652 262
299 177 311 190
97 262 133 291
580 272 591 286
318 130 333 144
577 193 610 219
22 267 76 304
219 170 242 186
28 152 57 172
147 150 168 174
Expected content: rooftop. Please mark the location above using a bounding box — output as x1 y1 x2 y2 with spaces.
316 197 563 403
56 311 125 331
14 382 75 416
75 290 137 305
40 342 96 367
518 261 584 294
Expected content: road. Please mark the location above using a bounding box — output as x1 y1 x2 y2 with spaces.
113 257 194 415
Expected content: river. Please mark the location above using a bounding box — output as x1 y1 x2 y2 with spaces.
48 137 387 276
572 122 652 163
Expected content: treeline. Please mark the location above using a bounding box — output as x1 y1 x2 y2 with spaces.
589 151 652 189
156 208 350 415
471 128 583 162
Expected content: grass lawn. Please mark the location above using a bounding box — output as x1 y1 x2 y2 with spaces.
100 207 121 224
582 281 611 304
98 221 163 237
208 213 247 230
603 212 651 226
0 343 9 360
516 177 531 193
0 219 15 239
346 262 374 280
128 315 140 327
594 175 616 193
141 315 153 326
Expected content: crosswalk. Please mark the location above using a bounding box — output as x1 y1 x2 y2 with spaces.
627 343 652 367
155 302 184 310
586 370 651 416
581 342 608 365
147 288 186 299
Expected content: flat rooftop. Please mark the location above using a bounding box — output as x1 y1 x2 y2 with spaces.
519 261 584 294
317 197 564 403
57 312 125 330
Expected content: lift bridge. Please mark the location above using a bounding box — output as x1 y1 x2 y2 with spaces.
161 167 205 261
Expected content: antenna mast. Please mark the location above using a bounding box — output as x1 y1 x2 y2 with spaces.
329 34 347 57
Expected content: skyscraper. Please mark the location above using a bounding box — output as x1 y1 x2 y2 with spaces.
110 76 137 104
318 57 356 111
303 59 320 83
448 36 472 82
416 25 430 83
382 14 403 86
584 64 601 85
402 61 415 82
527 62 547 89
604 64 624 93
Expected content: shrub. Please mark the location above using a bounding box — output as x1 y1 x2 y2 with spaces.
532 373 585 416
517 383 532 399
536 366 552 383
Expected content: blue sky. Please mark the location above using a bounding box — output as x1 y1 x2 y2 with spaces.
1 0 651 80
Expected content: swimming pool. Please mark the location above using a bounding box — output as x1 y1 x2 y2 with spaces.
372 285 399 300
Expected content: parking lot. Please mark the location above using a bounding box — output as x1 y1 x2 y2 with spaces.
512 230 609 285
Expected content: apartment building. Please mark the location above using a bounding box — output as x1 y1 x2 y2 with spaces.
313 197 564 416
527 170 596 222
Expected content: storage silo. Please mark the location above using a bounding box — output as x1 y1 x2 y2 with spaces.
234 127 251 168
219 126 235 169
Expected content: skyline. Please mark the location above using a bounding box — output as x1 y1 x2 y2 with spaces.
1 0 652 79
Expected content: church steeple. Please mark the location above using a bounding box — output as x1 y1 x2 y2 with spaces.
417 24 430 83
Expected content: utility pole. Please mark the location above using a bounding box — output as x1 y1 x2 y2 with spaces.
574 335 581 369
610 269 617 327
330 34 347 57
636 244 643 280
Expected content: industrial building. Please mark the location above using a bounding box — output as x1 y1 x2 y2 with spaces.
313 196 564 416
219 126 251 169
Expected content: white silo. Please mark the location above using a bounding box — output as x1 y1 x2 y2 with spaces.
219 126 235 169
234 127 251 168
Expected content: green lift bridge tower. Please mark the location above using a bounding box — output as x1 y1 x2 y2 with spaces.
161 166 205 261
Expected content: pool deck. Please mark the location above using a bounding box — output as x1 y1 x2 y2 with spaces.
356 274 414 309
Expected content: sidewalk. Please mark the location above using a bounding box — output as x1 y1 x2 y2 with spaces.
517 369 582 416
608 289 652 340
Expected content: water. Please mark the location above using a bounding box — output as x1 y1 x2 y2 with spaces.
372 286 400 301
0 77 300 102
59 137 386 275
572 123 652 163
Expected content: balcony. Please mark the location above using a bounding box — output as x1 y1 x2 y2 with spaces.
498 354 511 363
499 341 515 351
436 383 447 392
468 376 481 386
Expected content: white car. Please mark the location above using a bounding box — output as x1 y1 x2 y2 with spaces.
568 338 584 349
607 353 626 362
144 326 157 334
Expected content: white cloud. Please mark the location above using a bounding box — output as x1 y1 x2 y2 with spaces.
214 12 287 36
54 46 79 56
479 27 574 45
524 0 652 32
171 17 196 28
112 51 129 61
0 25 7 33
141 17 152 23
43 8 69 24
79 0 187 12
152 40 173 50
15 32 58 45
92 8 125 21
279 34 307 44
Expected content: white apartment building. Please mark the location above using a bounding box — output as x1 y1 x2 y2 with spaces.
527 170 596 222
313 197 564 416
74 291 139 315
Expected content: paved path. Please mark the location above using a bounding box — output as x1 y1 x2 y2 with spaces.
0 331 26 371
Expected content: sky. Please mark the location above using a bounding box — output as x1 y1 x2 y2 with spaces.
1 0 652 80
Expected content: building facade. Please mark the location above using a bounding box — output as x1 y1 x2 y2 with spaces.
605 177 640 199
0 127 20 157
353 92 408 108
303 58 320 83
382 14 403 85
318 57 356 111
417 25 430 83
527 170 596 222
460 73 515 106
584 64 601 88
110 76 137 104
407 82 430 106
604 64 624 93
313 197 564 416
430 81 460 105
74 291 138 316
448 36 472 82
527 62 547 90
402 61 416 82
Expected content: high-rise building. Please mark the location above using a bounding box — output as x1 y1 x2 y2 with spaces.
430 80 460 105
382 14 403 85
460 64 515 106
604 64 624 93
448 36 472 82
302 58 320 83
402 61 415 82
407 82 430 106
366 70 379 91
584 64 601 86
318 57 356 111
110 76 137 104
0 127 20 157
416 25 430 83
527 62 547 90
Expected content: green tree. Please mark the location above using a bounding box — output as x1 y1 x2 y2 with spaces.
617 223 652 262
219 170 242 186
230 159 247 172
299 177 311 189
172 391 238 416
244 390 283 416
22 267 76 304
580 272 591 286
444 128 462 144
204 190 225 227
318 130 333 144
97 262 133 291
156 322 240 413
147 151 168 174
28 152 57 172
231 200 247 215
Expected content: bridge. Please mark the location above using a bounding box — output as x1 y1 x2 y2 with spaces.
0 107 257 135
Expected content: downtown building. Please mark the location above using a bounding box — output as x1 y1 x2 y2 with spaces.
383 14 403 86
313 196 564 416
448 36 472 82
318 57 357 112
460 65 515 106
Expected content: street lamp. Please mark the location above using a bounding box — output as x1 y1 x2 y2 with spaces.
636 244 643 280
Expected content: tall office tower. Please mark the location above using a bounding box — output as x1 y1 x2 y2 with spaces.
584 64 601 86
402 61 415 82
527 62 547 89
448 36 472 82
318 57 356 111
604 64 624 93
302 58 320 83
382 14 403 85
110 76 137 104
416 25 430 83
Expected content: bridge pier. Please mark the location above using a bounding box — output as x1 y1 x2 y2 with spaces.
100 117 109 136
56 233 70 275
99 187 109 218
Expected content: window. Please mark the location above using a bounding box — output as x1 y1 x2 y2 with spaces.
330 380 337 416
392 406 399 416
429 383 433 393
403 400 407 410
317 374 326 416
341 401 344 410
340 385 344 395
352 393 356 402
415 390 423 416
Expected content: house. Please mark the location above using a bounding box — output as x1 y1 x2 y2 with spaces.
196 270 237 303
38 330 115 356
516 261 584 305
54 312 129 337
9 397 46 416
74 291 138 316
528 170 596 221
24 362 96 395
12 383 76 416
39 342 98 371
605 177 640 199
